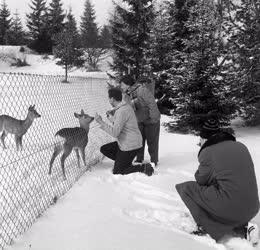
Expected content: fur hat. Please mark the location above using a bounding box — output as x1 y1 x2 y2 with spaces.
200 118 220 139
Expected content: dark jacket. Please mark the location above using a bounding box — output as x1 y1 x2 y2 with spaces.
125 83 160 124
176 132 259 241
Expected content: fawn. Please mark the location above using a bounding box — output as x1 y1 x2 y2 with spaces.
49 110 94 180
0 105 41 150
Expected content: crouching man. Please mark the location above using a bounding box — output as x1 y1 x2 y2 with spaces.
176 118 259 246
95 87 154 176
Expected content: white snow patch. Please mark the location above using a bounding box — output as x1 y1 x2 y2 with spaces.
0 46 259 250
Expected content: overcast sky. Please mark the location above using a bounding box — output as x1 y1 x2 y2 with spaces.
6 0 114 27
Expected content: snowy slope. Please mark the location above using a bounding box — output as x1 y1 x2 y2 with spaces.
1 46 259 250
0 46 112 79
5 116 260 250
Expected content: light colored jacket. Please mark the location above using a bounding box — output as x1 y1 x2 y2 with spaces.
125 84 161 124
99 102 142 151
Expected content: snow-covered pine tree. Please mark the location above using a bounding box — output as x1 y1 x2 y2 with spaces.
224 0 260 124
53 8 83 82
8 10 26 45
65 8 80 48
99 25 112 49
0 0 12 45
26 0 51 53
168 0 237 132
148 0 196 114
80 0 99 48
48 0 65 51
80 0 106 71
147 2 173 114
110 0 155 82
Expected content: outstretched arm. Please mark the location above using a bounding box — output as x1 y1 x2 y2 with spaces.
95 111 126 138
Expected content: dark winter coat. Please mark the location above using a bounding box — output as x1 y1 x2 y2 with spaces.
176 132 259 241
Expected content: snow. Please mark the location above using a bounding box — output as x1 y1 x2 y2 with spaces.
1 47 260 250
0 46 112 78
3 116 259 250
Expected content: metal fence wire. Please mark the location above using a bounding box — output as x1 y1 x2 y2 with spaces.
0 72 112 249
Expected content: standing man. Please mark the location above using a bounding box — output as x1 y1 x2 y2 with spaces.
120 75 161 167
95 87 154 176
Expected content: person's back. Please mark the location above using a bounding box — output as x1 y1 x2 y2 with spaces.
132 84 160 124
199 139 259 219
176 119 260 243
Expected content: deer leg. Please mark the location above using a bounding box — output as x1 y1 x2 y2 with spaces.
80 147 90 171
1 131 7 149
61 145 72 180
15 136 23 151
15 135 20 151
19 136 23 151
74 149 80 168
49 145 62 175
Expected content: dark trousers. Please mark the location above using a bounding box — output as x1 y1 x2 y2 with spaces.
100 141 144 175
136 121 160 164
176 182 249 241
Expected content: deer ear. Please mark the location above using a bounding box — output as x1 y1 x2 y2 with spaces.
81 109 84 115
74 113 79 118
32 104 35 108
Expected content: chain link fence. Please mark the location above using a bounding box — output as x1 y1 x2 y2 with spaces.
0 72 112 249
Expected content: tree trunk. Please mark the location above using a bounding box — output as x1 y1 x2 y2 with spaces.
65 63 68 82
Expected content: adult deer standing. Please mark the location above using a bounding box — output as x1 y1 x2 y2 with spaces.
49 110 94 180
0 105 41 150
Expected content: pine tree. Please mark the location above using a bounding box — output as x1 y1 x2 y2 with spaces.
110 0 155 81
148 0 196 114
48 0 65 49
27 0 46 40
168 0 237 132
8 10 26 45
80 0 99 48
65 8 80 46
26 0 51 53
99 25 112 49
148 2 176 114
149 2 172 73
225 0 260 124
53 8 83 82
0 0 12 45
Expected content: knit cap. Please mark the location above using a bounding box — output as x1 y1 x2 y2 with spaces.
202 118 219 131
200 118 220 139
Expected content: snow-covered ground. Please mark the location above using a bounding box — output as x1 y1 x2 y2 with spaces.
1 47 260 250
0 46 112 78
4 116 260 250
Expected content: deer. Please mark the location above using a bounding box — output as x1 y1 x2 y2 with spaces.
0 105 41 151
49 110 94 180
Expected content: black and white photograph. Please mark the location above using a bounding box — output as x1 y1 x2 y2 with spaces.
0 0 259 249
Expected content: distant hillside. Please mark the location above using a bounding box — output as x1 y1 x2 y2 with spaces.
0 46 112 78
